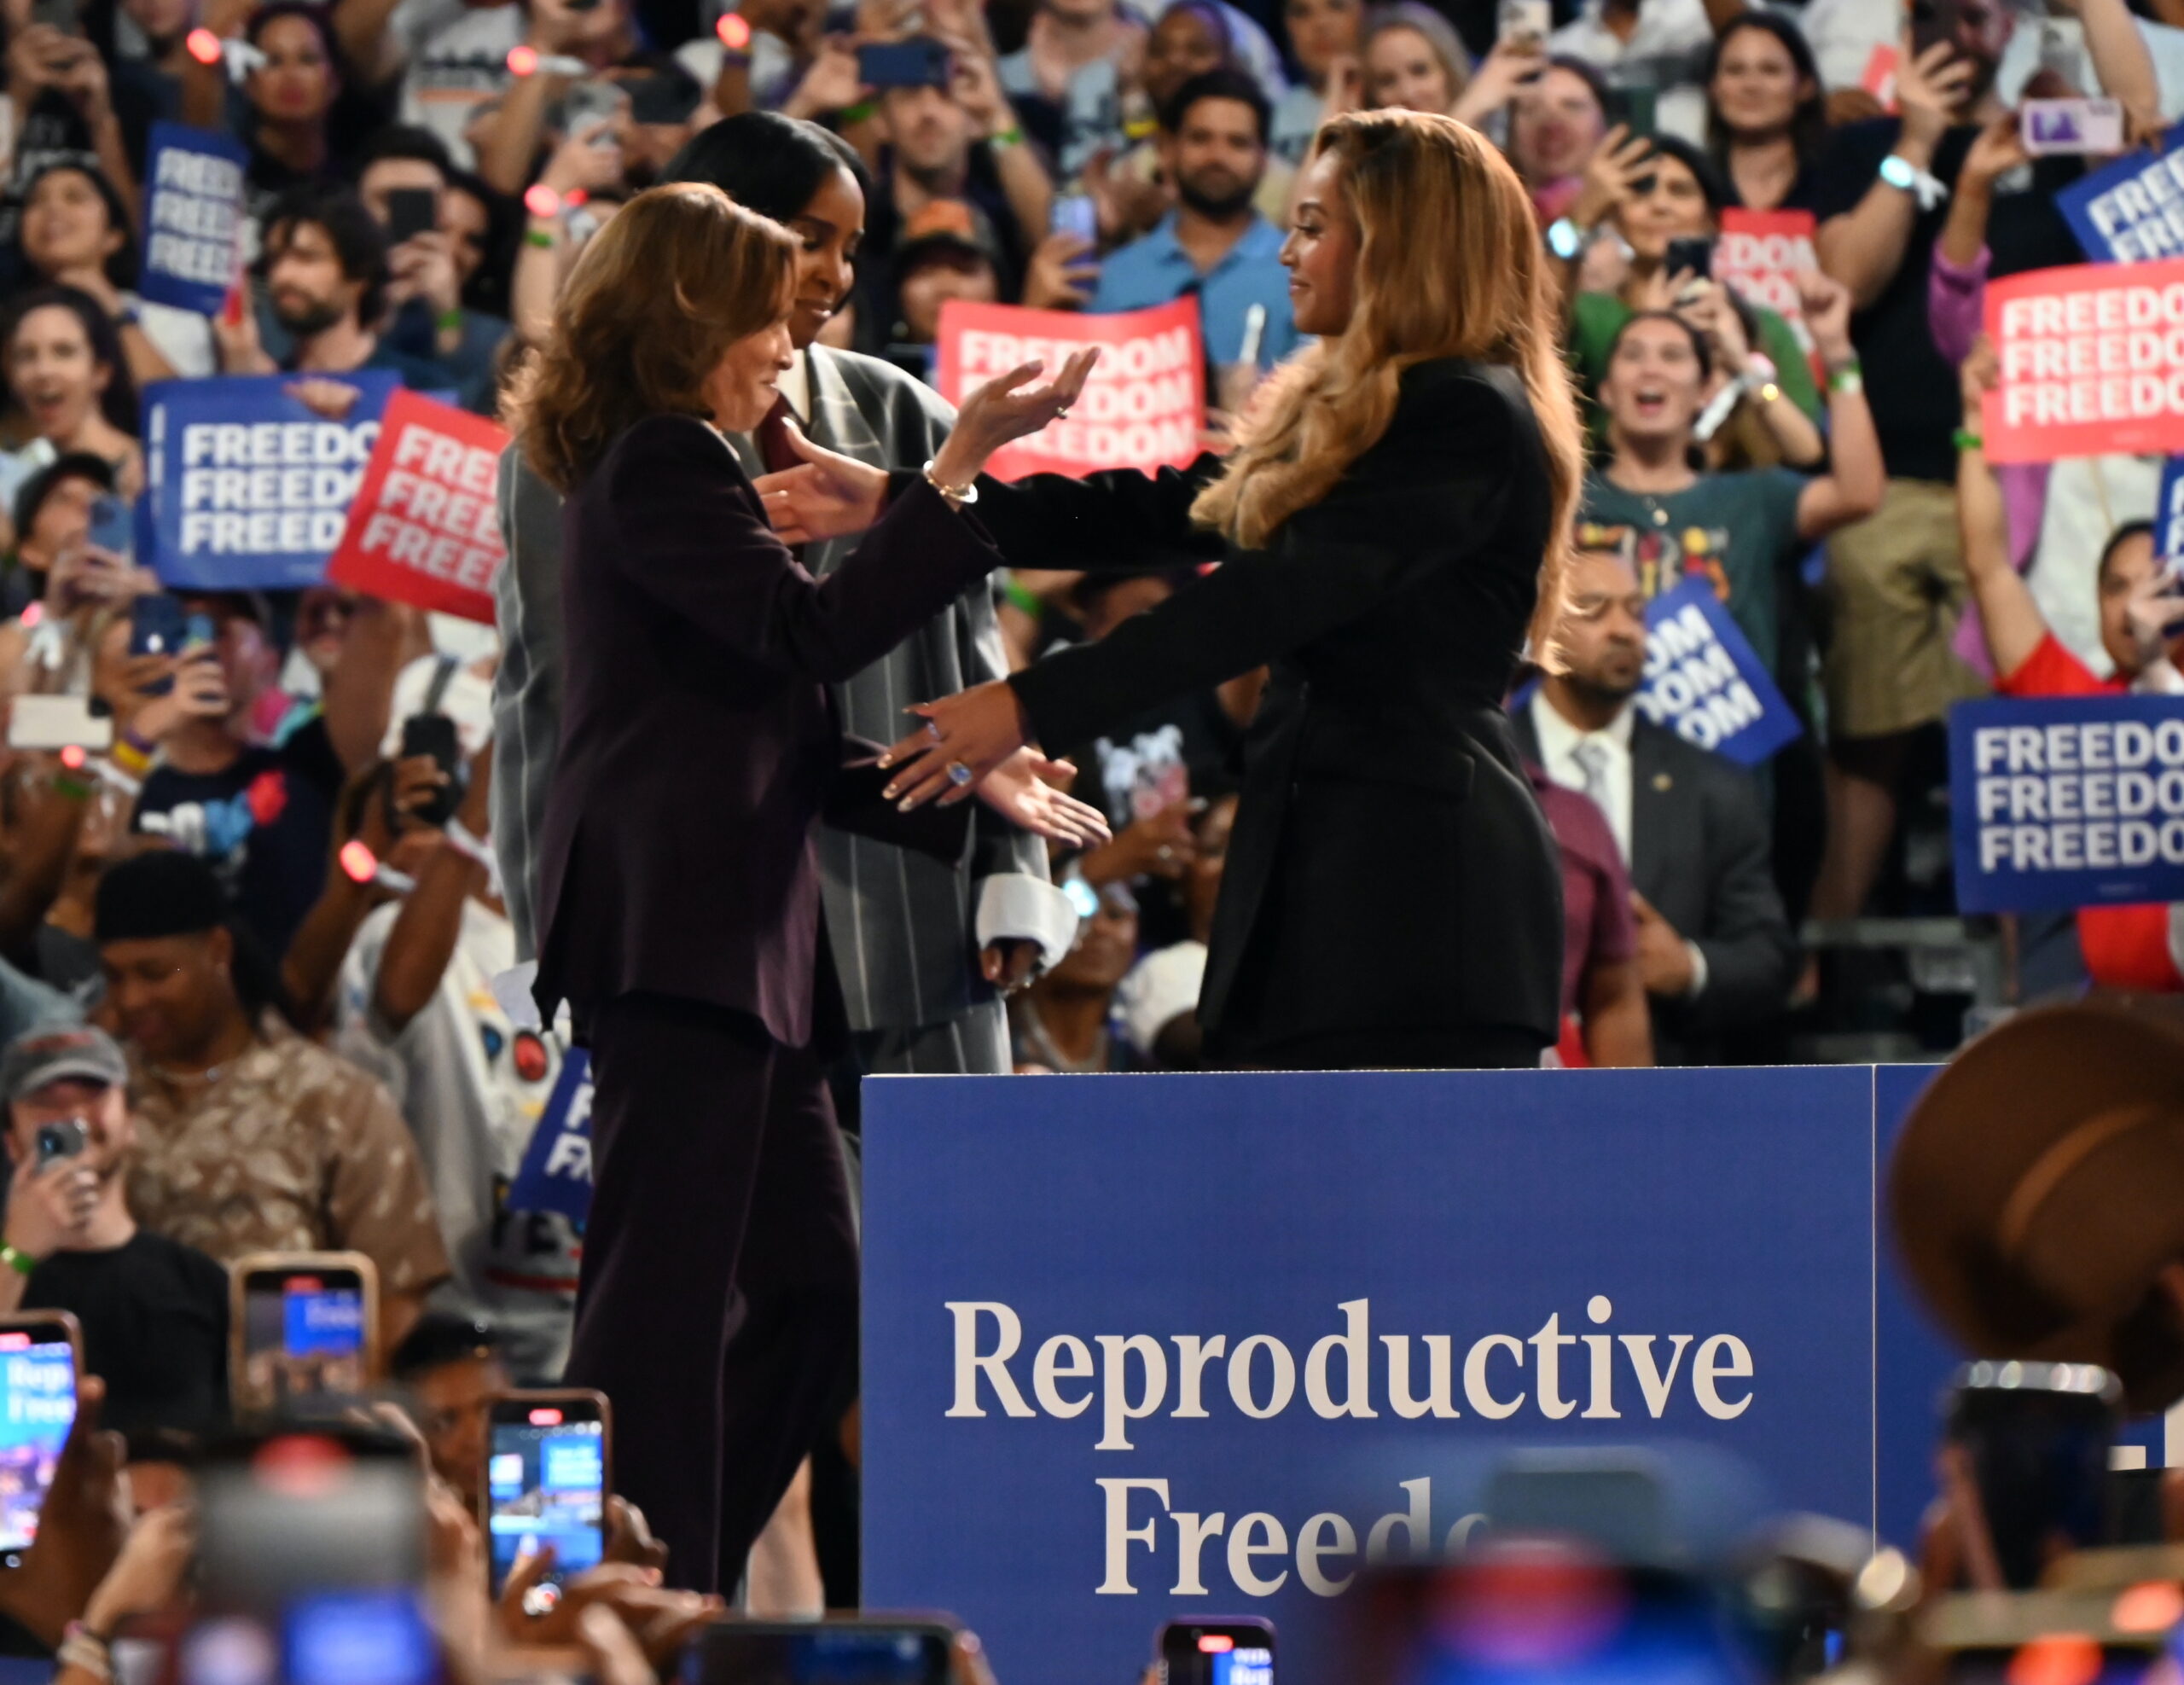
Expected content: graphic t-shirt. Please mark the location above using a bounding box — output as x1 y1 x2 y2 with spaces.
131 715 343 962
1578 468 1809 683
336 898 581 1381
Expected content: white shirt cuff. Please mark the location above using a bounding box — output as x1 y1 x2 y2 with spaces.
975 873 1080 974
1683 939 1709 1001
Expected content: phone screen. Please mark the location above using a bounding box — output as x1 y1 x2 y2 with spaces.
485 1404 607 1593
0 1328 77 1562
685 1624 953 1685
1164 1633 1275 1685
1051 193 1099 246
240 1270 369 1410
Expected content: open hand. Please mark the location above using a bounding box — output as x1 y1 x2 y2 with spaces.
928 351 1100 487
971 747 1112 848
881 681 1031 809
752 419 888 543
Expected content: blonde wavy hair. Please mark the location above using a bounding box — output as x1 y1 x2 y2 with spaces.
1191 109 1586 667
505 182 798 493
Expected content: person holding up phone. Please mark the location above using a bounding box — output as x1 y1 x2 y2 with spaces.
0 1026 229 1441
506 180 1107 1595
356 127 514 415
1559 135 1823 468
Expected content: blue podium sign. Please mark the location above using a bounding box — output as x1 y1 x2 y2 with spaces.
863 1068 1879 1685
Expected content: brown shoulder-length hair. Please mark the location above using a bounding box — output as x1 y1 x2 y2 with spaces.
1191 110 1586 668
504 182 798 493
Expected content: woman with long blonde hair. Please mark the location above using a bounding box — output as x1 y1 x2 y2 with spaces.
768 110 1585 1071
503 179 1107 1592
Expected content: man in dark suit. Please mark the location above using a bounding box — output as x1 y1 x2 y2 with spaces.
491 116 1075 1094
1514 548 1798 1064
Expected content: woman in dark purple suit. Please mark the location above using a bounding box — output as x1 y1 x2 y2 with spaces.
503 181 1106 1593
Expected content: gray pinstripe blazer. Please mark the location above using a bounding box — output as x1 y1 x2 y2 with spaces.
489 346 1048 1037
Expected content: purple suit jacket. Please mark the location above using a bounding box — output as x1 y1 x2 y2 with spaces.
532 412 998 1047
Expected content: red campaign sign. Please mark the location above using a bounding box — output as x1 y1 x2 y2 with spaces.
326 389 508 622
1716 208 1820 363
933 296 1204 480
1862 43 1899 109
1982 258 2184 462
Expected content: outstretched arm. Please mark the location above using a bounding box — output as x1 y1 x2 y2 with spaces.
883 381 1525 804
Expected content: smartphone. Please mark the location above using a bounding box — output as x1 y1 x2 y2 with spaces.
229 1252 379 1420
0 1314 80 1568
1496 0 1551 48
482 1390 610 1602
86 491 132 561
1159 1621 1275 1685
1664 235 1714 281
1051 192 1099 246
392 713 463 830
128 590 188 689
626 72 701 125
1603 84 1658 140
1909 0 1969 61
684 1619 957 1685
28 0 81 35
383 187 438 247
1350 1556 1750 1685
189 1422 435 1685
33 1117 86 1170
857 38 950 89
9 694 114 753
2021 96 2124 155
558 79 624 143
1943 1360 2122 1591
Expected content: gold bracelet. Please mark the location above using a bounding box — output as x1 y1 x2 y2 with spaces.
922 459 978 509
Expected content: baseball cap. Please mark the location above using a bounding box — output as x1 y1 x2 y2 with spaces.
894 198 1004 277
0 1025 127 1104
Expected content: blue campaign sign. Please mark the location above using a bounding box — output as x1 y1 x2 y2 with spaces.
2058 123 2184 263
2159 458 2184 567
508 1049 592 1223
1631 580 1803 767
137 123 247 315
863 1068 1877 1685
1948 694 2184 912
140 373 396 590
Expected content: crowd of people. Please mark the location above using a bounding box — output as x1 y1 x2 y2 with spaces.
0 0 2162 1641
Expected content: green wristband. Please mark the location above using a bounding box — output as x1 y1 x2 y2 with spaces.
436 306 464 332
1002 576 1042 616
989 124 1024 148
839 99 877 125
49 773 90 802
525 228 555 249
0 1244 37 1277
1953 427 1984 452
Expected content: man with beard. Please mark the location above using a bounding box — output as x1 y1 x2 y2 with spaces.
221 184 456 388
1090 67 1298 373
0 1026 229 1439
1513 547 1798 1066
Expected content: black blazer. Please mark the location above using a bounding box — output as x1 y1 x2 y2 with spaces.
532 414 995 1047
985 358 1565 1055
1513 706 1798 1060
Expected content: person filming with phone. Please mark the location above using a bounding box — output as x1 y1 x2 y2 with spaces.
0 1025 227 1441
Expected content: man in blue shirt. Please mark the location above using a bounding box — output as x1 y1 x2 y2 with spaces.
1089 67 1298 373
